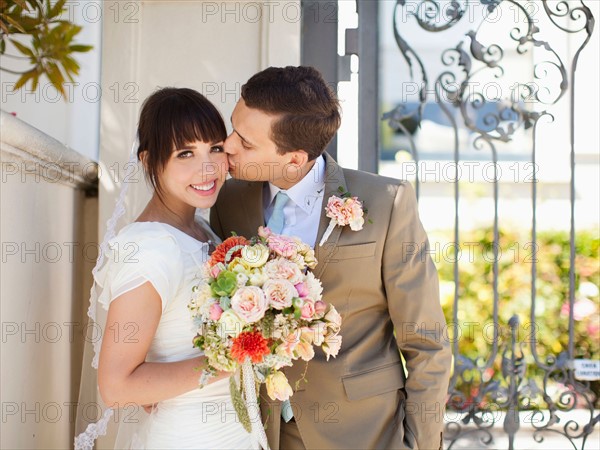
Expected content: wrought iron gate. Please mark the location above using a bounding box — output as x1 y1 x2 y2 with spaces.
304 0 599 448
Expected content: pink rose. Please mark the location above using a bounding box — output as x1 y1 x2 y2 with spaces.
267 235 299 259
346 199 365 230
258 226 272 239
210 262 225 279
209 303 223 321
295 282 309 298
325 196 364 230
231 286 268 323
325 196 345 222
264 258 303 284
263 279 296 310
314 301 327 319
300 299 316 319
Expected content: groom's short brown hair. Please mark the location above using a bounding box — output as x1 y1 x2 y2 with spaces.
240 66 341 161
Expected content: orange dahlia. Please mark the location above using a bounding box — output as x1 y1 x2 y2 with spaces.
209 236 250 267
230 331 270 364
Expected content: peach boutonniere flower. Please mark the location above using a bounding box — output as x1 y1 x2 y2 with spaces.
319 187 366 247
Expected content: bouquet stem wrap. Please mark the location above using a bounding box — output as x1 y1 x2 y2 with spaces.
242 358 270 450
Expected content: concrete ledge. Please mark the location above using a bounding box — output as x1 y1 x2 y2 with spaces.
0 110 98 190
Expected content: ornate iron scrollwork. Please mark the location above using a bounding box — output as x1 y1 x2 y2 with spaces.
384 1 597 449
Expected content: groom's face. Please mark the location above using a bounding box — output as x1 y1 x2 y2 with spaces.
225 99 295 187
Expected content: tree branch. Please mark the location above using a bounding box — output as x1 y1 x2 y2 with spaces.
0 66 28 74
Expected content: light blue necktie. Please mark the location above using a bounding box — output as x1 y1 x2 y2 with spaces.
266 191 289 234
266 191 294 422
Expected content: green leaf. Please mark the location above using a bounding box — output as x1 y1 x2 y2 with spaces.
9 39 34 57
69 44 93 53
230 376 252 433
61 55 79 76
31 67 40 90
12 0 28 8
49 0 67 19
63 23 82 43
13 69 36 90
4 15 26 33
46 62 66 96
0 21 9 35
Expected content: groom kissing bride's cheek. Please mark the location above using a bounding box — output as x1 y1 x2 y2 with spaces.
210 66 452 450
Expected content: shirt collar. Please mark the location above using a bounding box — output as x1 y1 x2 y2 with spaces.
266 154 326 214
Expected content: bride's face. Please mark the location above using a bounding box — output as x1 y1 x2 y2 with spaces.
157 140 228 210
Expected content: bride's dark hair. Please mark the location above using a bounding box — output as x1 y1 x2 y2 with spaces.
137 87 227 195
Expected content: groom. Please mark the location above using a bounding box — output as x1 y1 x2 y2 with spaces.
210 66 451 450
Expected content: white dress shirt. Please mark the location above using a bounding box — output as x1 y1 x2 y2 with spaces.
263 155 326 248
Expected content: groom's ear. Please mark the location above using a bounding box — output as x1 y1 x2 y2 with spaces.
289 150 309 167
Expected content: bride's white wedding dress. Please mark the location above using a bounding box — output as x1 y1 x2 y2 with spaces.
95 220 252 449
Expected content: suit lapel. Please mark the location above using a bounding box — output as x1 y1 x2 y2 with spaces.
314 153 347 279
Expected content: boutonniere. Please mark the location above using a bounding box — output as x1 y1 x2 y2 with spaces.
319 187 368 247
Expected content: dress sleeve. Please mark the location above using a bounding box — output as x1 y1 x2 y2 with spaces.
96 226 184 312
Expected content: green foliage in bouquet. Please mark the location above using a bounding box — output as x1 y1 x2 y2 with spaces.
210 270 238 298
0 0 93 97
434 227 599 408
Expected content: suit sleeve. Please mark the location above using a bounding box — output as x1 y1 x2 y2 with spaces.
382 181 452 450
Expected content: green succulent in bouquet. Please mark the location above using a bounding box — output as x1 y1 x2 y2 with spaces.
0 0 93 97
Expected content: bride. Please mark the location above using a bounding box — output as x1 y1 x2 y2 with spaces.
75 87 253 449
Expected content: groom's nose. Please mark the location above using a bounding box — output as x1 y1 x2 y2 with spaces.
223 133 237 155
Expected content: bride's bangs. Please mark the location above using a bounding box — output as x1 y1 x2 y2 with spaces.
169 100 227 152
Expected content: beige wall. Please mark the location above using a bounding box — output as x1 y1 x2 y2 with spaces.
1 2 301 447
0 112 98 448
99 0 301 235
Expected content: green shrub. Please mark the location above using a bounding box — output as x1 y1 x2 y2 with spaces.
433 228 599 409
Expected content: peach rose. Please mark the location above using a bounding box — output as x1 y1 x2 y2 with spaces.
325 305 342 333
264 258 303 285
323 333 342 361
263 279 296 310
295 340 315 361
276 331 300 358
307 322 327 346
266 371 293 401
230 286 268 323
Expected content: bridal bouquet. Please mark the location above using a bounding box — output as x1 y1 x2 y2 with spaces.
189 227 341 441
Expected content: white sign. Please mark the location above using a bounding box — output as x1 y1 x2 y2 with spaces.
574 359 600 380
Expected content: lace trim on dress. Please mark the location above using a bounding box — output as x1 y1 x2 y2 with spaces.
74 408 114 450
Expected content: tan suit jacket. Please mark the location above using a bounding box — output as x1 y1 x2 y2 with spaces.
210 154 452 450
